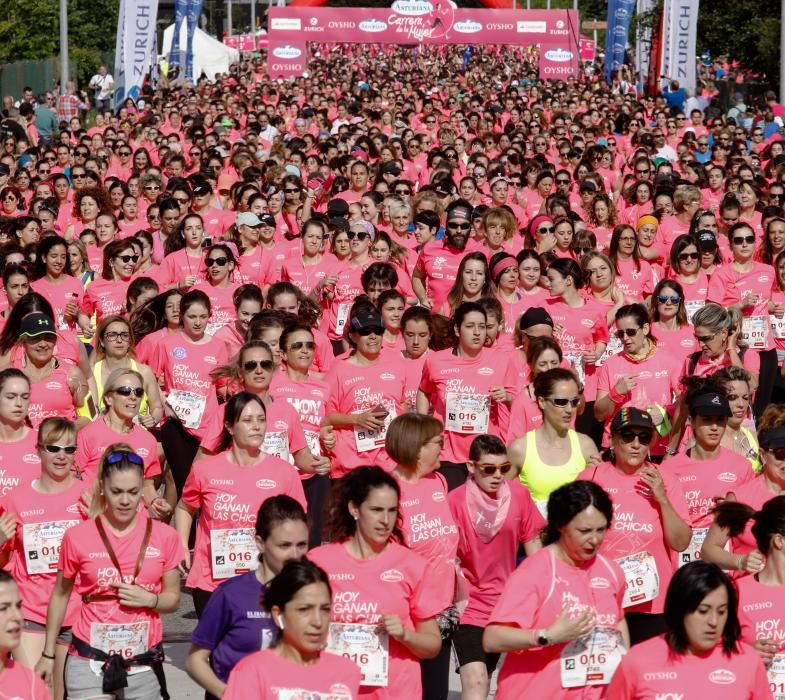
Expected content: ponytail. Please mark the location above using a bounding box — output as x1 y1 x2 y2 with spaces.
713 496 785 553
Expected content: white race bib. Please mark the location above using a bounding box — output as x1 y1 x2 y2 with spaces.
304 429 321 457
353 405 395 453
563 352 586 386
206 321 227 337
335 302 352 336
679 527 709 568
560 627 626 688
597 335 623 366
769 653 785 700
263 431 291 462
742 315 769 349
167 390 206 430
279 691 351 700
445 392 490 434
616 551 659 608
327 622 389 687
22 520 79 575
89 621 150 676
685 299 706 324
210 528 256 580
771 315 785 340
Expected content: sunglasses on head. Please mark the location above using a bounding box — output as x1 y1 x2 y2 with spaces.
206 257 229 267
106 451 144 466
678 252 699 262
618 429 654 445
42 444 77 454
113 386 144 397
733 235 755 245
473 461 513 476
243 359 275 372
546 396 580 408
288 340 315 351
615 327 641 339
116 254 139 263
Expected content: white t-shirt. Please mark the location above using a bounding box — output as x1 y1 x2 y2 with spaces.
90 73 114 100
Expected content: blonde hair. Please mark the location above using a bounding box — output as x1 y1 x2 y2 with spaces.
89 442 144 518
102 368 144 411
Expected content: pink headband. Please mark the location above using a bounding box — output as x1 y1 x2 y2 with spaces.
492 255 518 280
529 215 554 237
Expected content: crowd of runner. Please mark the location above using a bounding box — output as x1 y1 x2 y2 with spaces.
0 43 785 699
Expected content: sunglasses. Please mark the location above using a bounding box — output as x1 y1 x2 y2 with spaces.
556 179 571 185
243 359 275 372
42 444 77 454
678 252 699 262
206 257 229 266
474 171 486 178
618 429 654 445
733 235 756 245
113 386 144 397
119 151 131 156
576 247 593 255
106 451 144 466
546 396 580 408
357 326 384 336
283 188 300 194
473 461 513 476
348 231 370 241
695 333 717 343
394 189 410 195
657 294 681 304
72 173 86 179
767 447 785 460
447 222 471 231
144 184 160 191
615 328 641 339
635 169 651 175
288 340 316 351
116 254 139 263
538 226 555 234
174 198 190 205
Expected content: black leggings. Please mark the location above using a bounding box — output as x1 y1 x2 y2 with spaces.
420 637 452 700
303 474 331 548
161 419 201 499
626 612 666 646
192 587 213 620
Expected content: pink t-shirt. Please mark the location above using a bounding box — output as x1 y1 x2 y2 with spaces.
414 239 483 314
489 547 626 700
31 275 84 331
75 418 161 485
323 261 368 340
613 258 656 301
0 660 51 700
0 479 86 625
59 513 183 651
235 247 267 287
606 636 771 699
577 460 690 614
211 322 245 360
27 364 76 427
680 348 761 381
325 357 405 476
653 323 698 366
419 347 518 463
738 574 785 651
81 277 131 325
0 429 40 497
395 472 459 612
448 480 544 627
191 280 239 335
309 541 443 700
153 248 207 288
181 452 306 592
281 253 340 296
383 349 426 408
223 649 361 700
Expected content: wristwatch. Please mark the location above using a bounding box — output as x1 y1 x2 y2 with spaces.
536 630 551 647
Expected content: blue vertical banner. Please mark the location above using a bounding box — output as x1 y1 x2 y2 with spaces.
185 0 205 82
604 0 635 84
169 0 186 68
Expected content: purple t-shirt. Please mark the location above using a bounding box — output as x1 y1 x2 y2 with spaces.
191 571 276 682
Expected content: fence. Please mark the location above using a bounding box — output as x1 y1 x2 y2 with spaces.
0 58 78 99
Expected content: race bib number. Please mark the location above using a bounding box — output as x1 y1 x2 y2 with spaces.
264 431 291 462
679 527 709 567
597 335 623 366
353 405 395 453
685 299 706 324
742 315 769 349
769 653 785 700
167 390 206 430
445 392 490 434
304 429 321 457
206 321 227 337
327 622 389 687
560 627 626 688
563 352 586 386
771 315 785 340
210 528 256 579
22 520 79 575
89 621 150 676
335 302 352 336
616 551 659 608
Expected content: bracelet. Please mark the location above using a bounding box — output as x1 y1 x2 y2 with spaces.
608 386 629 404
151 593 159 610
41 651 55 660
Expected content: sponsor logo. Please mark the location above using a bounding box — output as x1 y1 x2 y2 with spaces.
271 63 304 71
359 19 387 33
89 552 107 559
709 669 736 685
614 7 629 19
380 568 404 582
391 0 431 16
256 478 277 489
478 367 493 375
517 20 546 32
331 685 353 696
210 479 234 486
718 472 737 483
270 18 301 30
67 503 81 515
227 531 254 546
644 671 678 680
454 20 482 33
23 453 39 464
173 347 187 360
432 491 446 502
328 21 356 29
330 572 356 581
381 373 395 381
591 577 610 589
39 523 66 540
556 20 565 28
106 627 136 644
342 627 375 645
486 22 513 30
273 45 302 59
20 509 44 517
581 318 593 327
145 546 161 558
46 381 62 390
310 17 317 25
614 25 627 37
544 49 573 62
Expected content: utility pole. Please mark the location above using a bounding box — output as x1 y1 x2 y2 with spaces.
59 0 69 92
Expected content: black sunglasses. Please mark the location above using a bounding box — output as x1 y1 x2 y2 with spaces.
347 231 369 241
357 326 384 336
243 359 275 372
678 252 699 262
618 429 654 445
116 254 139 263
732 235 755 245
288 340 316 350
615 328 641 339
114 386 144 397
206 257 229 267
447 222 471 231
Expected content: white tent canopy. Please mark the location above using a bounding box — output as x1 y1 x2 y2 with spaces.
162 23 240 81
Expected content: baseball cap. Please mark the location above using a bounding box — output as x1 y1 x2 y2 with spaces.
20 312 56 338
349 308 383 333
192 181 213 196
259 214 276 227
688 391 731 417
329 217 350 232
236 212 263 227
579 181 598 194
610 407 656 435
696 230 718 250
518 307 554 331
327 199 350 218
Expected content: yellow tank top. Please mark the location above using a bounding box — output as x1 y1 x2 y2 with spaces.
93 359 149 416
519 429 586 506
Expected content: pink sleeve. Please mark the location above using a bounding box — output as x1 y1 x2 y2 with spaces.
592 310 610 344
596 361 612 393
418 356 435 395
514 484 546 543
707 269 734 305
286 471 308 511
158 522 185 571
181 461 204 509
742 349 761 377
58 527 82 580
410 555 447 620
325 370 341 414
488 557 546 628
285 404 308 455
80 287 96 317
750 650 774 699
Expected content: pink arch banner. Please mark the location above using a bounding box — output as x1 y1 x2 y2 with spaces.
266 5 579 80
